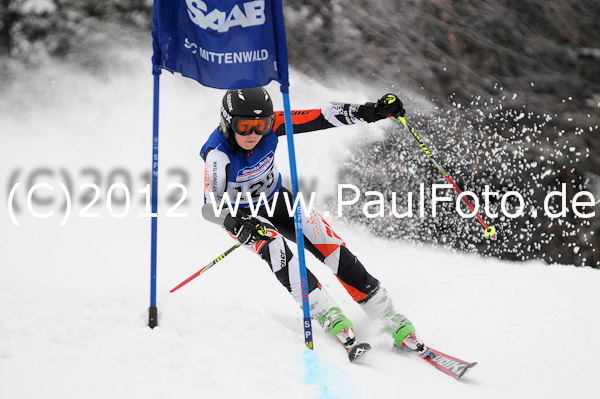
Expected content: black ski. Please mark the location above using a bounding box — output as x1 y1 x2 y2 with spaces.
347 342 372 362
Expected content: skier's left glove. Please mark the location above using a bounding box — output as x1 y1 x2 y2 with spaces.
224 215 273 245
358 93 405 122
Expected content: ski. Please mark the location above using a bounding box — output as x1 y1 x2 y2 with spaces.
335 326 372 361
419 347 477 379
394 332 477 379
346 342 372 362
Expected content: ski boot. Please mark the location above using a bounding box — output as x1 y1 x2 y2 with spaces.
309 288 371 361
320 307 371 361
382 311 425 353
359 285 426 353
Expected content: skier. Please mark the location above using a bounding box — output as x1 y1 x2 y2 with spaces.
200 87 424 359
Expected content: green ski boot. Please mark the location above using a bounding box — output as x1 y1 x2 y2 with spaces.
319 307 354 341
319 307 371 361
310 288 372 361
383 311 424 352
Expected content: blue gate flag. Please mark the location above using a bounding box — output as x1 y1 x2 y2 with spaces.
150 0 311 346
152 0 290 89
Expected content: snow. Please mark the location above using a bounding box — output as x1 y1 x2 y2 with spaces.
1 47 599 399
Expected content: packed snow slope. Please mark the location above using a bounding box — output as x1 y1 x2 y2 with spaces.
1 49 599 399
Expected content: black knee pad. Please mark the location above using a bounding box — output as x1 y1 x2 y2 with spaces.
336 246 379 297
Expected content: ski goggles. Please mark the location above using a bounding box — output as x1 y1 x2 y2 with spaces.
231 116 273 136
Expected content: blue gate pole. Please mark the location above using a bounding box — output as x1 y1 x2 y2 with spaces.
149 71 160 328
280 85 313 349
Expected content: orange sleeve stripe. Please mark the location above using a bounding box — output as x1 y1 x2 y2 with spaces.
272 109 323 132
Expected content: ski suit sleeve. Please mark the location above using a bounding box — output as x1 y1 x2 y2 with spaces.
272 103 372 136
201 148 231 226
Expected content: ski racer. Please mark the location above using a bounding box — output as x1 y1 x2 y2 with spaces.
200 87 424 357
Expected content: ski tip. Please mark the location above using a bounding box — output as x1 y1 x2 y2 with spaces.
348 343 372 362
457 362 478 380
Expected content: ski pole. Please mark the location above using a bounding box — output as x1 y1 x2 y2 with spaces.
394 115 497 239
170 242 243 293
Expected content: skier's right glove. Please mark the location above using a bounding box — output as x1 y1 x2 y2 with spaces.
225 215 273 245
